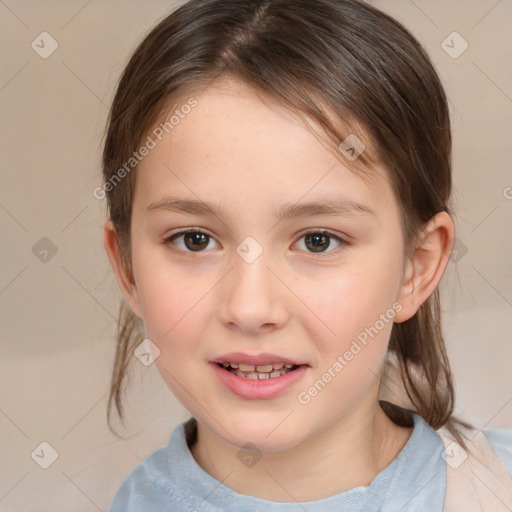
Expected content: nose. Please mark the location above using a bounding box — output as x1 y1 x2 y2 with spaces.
218 247 290 334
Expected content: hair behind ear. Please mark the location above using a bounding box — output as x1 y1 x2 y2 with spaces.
381 289 474 450
107 300 143 438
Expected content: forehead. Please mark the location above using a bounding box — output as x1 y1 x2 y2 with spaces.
134 78 397 218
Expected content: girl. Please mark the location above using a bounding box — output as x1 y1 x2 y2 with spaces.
101 0 512 510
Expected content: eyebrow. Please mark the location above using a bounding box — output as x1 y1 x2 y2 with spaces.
145 196 376 220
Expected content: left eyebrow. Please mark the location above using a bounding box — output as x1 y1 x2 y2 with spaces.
144 196 376 220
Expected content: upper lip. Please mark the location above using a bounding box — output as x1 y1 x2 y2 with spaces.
211 352 308 367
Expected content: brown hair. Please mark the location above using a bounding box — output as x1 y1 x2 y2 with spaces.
102 0 474 448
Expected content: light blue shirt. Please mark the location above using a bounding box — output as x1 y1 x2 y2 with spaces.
109 413 512 511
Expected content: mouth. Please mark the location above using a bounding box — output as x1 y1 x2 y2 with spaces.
216 361 301 379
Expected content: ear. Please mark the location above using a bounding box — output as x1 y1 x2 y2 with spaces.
103 220 143 319
394 211 454 323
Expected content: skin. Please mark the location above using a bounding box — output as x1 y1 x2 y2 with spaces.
104 77 454 502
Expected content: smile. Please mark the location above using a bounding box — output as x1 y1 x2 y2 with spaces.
217 362 298 379
212 361 308 399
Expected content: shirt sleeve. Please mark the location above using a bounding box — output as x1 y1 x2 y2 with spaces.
108 448 178 511
484 428 512 479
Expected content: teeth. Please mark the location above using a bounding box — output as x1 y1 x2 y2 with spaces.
221 362 297 372
218 361 300 379
238 364 255 372
255 364 273 372
231 368 289 379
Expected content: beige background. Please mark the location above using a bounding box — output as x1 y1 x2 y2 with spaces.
0 0 511 510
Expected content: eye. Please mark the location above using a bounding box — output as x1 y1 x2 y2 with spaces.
163 228 219 253
294 230 347 254
163 228 347 255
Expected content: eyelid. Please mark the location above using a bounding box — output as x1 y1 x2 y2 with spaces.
295 227 347 241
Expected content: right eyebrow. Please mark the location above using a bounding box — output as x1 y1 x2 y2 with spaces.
145 197 230 218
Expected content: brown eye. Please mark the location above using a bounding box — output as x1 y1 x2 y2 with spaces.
164 229 219 252
296 230 346 254
182 232 210 251
164 228 347 255
305 232 331 252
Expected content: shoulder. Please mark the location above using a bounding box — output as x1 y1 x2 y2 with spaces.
484 427 512 478
109 444 172 511
109 425 189 511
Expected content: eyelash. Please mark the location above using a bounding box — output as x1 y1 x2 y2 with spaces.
162 228 348 256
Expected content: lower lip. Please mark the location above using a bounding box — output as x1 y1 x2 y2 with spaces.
211 363 308 399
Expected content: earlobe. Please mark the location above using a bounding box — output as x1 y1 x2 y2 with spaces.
103 220 143 319
394 212 454 323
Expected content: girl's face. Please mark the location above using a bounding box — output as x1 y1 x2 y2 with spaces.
126 78 409 451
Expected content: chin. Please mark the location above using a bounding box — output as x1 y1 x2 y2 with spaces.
214 415 306 453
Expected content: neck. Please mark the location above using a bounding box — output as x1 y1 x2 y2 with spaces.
189 403 413 502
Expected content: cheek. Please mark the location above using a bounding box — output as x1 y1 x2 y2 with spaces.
133 261 212 402
293 269 400 418
131 246 209 353
139 280 208 353
298 262 401 349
